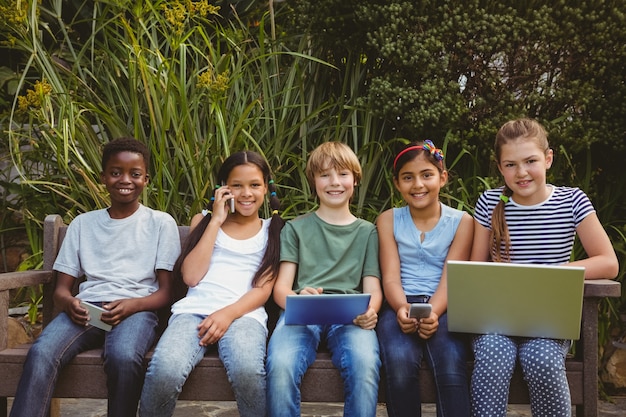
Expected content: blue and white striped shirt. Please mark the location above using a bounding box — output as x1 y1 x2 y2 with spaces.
473 186 595 264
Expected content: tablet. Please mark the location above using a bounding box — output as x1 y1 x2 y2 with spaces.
284 293 371 325
80 301 113 331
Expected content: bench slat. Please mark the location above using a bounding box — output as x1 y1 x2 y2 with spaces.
0 344 584 403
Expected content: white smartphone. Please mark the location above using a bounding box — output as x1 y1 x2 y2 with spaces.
80 301 113 331
409 303 432 319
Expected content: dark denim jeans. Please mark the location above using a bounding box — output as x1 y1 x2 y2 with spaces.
377 302 470 417
10 309 158 417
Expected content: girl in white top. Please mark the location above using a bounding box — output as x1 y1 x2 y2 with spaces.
139 151 284 417
470 118 618 417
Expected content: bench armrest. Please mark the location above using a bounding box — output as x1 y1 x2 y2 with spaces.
0 270 54 350
584 279 621 298
0 270 54 292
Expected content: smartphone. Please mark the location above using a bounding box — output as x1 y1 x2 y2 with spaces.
80 301 113 331
222 181 235 213
409 303 432 319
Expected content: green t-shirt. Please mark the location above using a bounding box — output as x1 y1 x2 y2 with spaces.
280 212 380 294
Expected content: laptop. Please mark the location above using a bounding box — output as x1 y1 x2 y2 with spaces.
446 260 585 340
284 293 371 325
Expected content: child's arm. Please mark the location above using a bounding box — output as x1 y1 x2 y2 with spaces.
182 189 232 287
272 261 299 309
470 219 491 262
428 213 473 318
180 213 221 287
197 279 274 346
53 272 90 326
570 212 619 279
419 212 474 339
353 275 382 330
376 210 407 313
377 209 418 333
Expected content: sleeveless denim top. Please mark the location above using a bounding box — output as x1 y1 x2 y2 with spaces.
393 203 464 296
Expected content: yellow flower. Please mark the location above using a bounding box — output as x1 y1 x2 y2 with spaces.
191 1 220 17
0 0 28 26
162 2 187 35
17 95 30 113
197 69 229 96
213 71 229 93
162 1 221 35
16 80 52 113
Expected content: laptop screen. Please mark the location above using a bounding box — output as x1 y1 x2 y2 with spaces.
446 261 585 339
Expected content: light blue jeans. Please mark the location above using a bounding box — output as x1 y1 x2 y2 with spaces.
10 309 158 417
266 313 381 417
471 334 572 417
139 314 268 417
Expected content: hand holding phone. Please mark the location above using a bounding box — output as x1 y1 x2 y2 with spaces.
409 303 432 319
222 182 235 213
80 301 113 331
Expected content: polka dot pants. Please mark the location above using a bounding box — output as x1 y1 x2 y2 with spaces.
471 334 572 417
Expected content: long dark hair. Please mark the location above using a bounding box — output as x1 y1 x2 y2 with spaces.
173 151 284 293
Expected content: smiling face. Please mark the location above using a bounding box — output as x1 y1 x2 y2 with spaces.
313 164 355 208
497 138 553 205
394 153 447 210
100 150 149 211
224 163 267 217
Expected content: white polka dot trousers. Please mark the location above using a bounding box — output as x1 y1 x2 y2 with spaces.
471 334 572 417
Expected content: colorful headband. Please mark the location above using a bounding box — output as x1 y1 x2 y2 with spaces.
393 140 445 170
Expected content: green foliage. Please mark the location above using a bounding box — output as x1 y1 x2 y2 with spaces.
288 0 626 212
3 0 342 225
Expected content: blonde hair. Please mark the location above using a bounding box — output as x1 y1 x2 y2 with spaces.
305 142 362 195
491 118 549 262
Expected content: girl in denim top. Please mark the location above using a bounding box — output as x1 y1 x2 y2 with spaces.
376 141 474 417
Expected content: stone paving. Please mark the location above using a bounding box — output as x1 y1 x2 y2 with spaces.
8 397 626 416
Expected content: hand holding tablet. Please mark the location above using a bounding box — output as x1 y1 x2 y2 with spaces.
284 293 371 325
80 301 113 331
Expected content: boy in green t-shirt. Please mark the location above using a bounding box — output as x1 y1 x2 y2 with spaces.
266 142 382 417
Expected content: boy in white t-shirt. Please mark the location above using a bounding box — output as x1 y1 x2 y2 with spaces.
10 138 181 417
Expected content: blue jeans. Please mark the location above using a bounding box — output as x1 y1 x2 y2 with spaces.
377 303 470 417
266 313 381 417
10 309 158 417
471 334 571 417
139 314 267 417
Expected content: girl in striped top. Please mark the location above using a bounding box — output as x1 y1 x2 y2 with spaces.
470 118 618 417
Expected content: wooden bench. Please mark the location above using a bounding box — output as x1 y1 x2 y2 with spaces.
0 214 621 416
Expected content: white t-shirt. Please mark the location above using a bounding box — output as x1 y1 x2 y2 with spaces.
53 205 181 301
171 218 270 328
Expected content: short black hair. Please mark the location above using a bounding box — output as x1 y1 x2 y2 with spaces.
101 137 150 172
